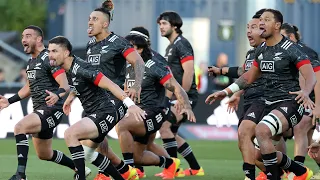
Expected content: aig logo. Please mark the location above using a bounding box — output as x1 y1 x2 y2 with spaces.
126 79 135 88
244 60 253 71
27 70 36 79
260 61 275 72
88 54 101 65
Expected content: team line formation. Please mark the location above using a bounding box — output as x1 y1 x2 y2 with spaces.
2 0 320 180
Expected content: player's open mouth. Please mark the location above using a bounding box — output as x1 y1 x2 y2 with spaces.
259 26 265 35
248 36 254 43
87 27 93 34
49 59 56 66
23 44 29 51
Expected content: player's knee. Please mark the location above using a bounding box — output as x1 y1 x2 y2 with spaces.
83 145 98 163
257 113 282 137
14 122 25 135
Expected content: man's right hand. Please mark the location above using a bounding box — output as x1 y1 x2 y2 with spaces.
0 95 9 111
208 66 221 77
205 91 227 105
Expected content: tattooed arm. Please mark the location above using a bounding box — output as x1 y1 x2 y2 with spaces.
125 51 145 102
237 66 245 76
163 76 192 109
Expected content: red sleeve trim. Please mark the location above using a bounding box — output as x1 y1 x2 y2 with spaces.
296 60 311 69
94 72 104 86
313 66 320 72
253 60 259 68
181 56 194 64
52 69 65 78
160 73 172 85
123 48 135 58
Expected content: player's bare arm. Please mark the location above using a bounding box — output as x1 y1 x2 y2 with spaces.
208 66 244 78
163 76 196 122
46 72 70 106
17 80 31 99
0 80 31 110
290 64 316 109
206 65 261 104
63 91 76 115
181 60 194 92
97 74 146 121
125 51 145 102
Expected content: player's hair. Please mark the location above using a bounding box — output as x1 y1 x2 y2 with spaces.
252 8 266 18
157 11 183 34
101 0 114 21
130 26 151 46
48 36 73 56
94 7 111 22
24 25 44 42
264 9 283 25
281 23 301 41
125 35 152 62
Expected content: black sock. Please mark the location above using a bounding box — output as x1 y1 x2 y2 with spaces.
69 145 85 180
262 152 278 179
92 153 124 180
162 138 178 158
116 160 129 174
49 150 76 170
178 142 200 170
15 134 29 179
279 153 306 176
278 167 284 180
122 152 134 167
294 156 305 166
158 156 174 169
98 169 109 176
243 162 255 180
135 165 144 172
317 162 320 169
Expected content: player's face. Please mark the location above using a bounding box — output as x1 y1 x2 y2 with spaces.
259 12 280 39
21 29 38 54
88 11 109 37
247 19 262 47
158 19 174 37
48 44 68 66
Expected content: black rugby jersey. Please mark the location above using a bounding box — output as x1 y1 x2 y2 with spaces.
86 33 135 90
243 48 266 104
67 56 114 115
253 37 311 101
126 59 172 109
26 49 64 109
164 35 198 101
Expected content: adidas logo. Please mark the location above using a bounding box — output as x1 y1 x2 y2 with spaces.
18 154 24 158
280 107 288 113
267 172 272 176
37 110 44 115
244 170 250 174
247 112 256 118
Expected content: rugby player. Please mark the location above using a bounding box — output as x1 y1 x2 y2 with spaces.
206 9 316 179
156 11 204 177
0 25 90 180
47 36 146 180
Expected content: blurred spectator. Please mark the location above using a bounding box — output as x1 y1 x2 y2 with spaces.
15 66 27 84
0 68 6 83
210 53 233 91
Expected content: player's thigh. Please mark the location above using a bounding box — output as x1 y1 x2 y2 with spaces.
65 117 99 140
14 113 42 134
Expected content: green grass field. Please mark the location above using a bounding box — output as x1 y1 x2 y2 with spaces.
0 139 318 180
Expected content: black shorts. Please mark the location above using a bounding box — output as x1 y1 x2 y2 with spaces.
134 108 165 144
264 100 305 128
88 111 118 143
238 101 265 126
109 94 128 120
169 99 197 134
32 106 64 139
